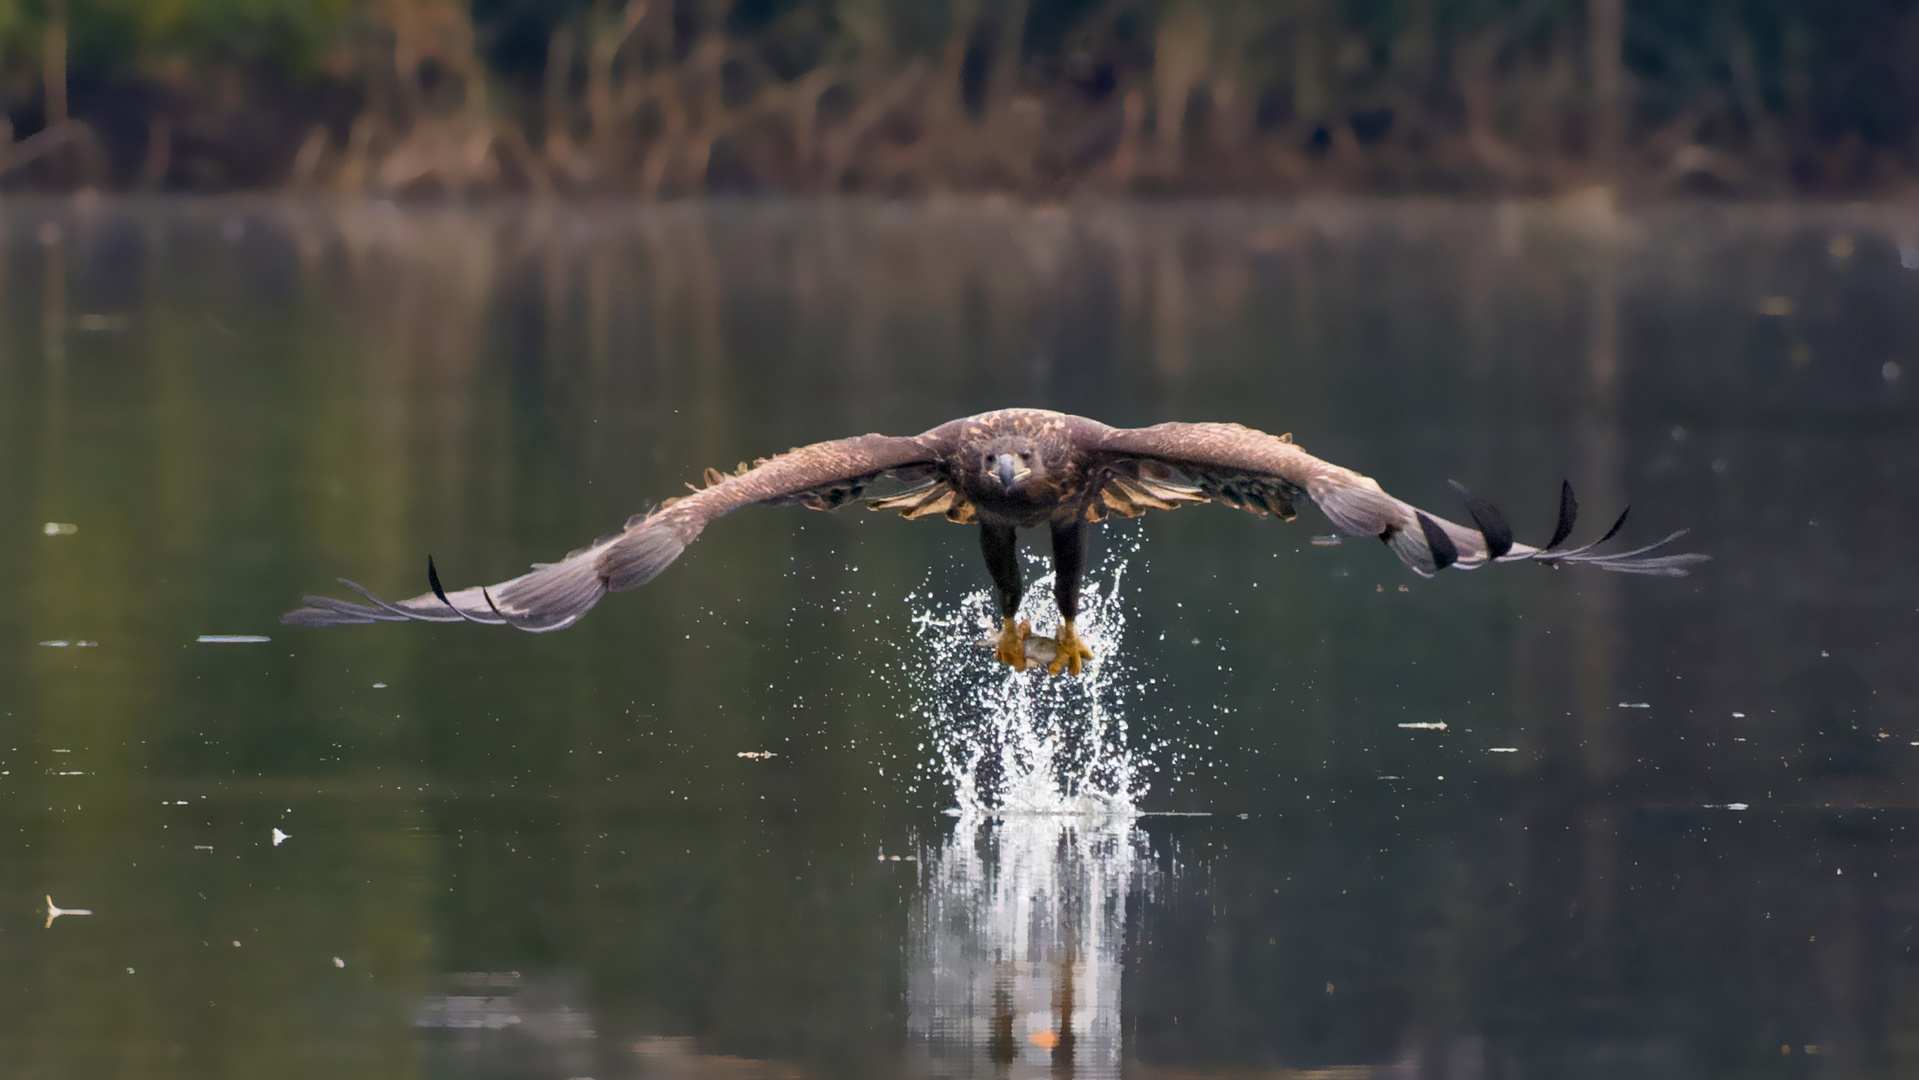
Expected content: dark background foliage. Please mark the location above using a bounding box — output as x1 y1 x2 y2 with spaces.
2 0 1916 196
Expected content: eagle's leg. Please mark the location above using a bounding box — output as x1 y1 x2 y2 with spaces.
980 523 1030 671
1047 520 1096 676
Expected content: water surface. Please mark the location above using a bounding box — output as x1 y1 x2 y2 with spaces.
2 198 1917 1078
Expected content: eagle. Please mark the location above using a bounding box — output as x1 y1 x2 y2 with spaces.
282 409 1707 674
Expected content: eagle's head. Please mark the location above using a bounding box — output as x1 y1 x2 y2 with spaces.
977 436 1041 493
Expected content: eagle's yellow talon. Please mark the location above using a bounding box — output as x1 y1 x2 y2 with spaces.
1047 619 1094 676
994 617 1032 671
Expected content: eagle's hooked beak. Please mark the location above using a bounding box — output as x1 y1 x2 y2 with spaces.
995 453 1031 488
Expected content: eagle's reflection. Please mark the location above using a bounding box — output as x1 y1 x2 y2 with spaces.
908 810 1155 1080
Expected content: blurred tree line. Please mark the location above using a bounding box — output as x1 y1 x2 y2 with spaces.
0 0 1915 196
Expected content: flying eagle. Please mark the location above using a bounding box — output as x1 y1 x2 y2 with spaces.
282 409 1706 674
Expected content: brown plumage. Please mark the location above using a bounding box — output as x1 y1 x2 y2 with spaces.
281 409 1707 671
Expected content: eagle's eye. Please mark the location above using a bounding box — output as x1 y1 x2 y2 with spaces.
1019 451 1032 461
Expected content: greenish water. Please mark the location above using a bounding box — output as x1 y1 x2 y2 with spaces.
2 198 1917 1079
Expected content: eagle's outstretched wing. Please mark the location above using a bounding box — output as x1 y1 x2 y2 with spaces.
281 433 941 632
1095 422 1708 578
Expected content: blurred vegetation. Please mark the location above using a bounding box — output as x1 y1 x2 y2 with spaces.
0 0 1916 195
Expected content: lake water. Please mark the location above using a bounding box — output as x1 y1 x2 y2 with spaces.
2 197 1916 1078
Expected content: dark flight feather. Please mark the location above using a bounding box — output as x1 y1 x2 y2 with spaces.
1546 481 1578 551
1448 480 1514 559
1417 512 1459 571
427 557 450 607
1596 507 1630 546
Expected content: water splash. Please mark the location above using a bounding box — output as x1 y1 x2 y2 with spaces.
907 543 1161 815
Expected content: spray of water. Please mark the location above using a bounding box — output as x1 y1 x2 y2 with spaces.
907 541 1165 816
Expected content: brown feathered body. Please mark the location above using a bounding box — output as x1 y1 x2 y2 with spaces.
869 410 1297 527
282 408 1706 634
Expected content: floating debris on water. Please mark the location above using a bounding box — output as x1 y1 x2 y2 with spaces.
736 751 777 760
1398 721 1448 731
193 845 214 851
42 522 77 535
45 895 92 928
1488 747 1519 753
1732 711 1746 718
1618 702 1651 709
37 640 97 648
371 682 386 689
334 957 346 968
1309 535 1343 546
197 635 271 644
272 828 290 846
1717 803 1750 810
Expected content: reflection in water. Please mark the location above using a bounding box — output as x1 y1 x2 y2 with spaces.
909 811 1153 1080
416 971 597 1080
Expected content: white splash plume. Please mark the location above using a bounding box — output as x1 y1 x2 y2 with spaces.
907 543 1162 815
